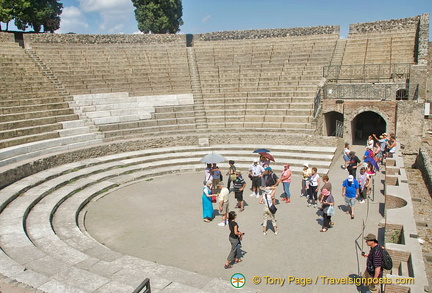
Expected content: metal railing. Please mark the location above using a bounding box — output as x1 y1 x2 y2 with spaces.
323 63 412 82
313 88 321 118
322 83 415 100
133 278 151 293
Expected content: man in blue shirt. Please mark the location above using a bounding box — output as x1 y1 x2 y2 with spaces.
342 175 359 219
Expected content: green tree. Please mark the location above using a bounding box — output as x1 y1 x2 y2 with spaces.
14 0 62 33
0 0 31 31
132 0 183 34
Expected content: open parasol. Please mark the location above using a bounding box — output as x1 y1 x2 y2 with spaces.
253 148 270 153
200 152 226 164
259 152 275 162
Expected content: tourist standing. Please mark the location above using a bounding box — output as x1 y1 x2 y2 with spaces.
249 159 265 198
342 175 359 219
387 133 397 158
211 163 222 194
347 152 361 179
217 182 230 226
224 211 244 269
357 167 370 204
202 181 214 222
320 188 334 232
362 233 383 292
260 187 278 236
307 167 320 208
233 170 246 212
280 164 292 203
226 160 236 191
301 163 311 197
341 142 351 169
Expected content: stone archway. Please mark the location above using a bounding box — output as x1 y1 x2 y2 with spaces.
351 111 387 145
324 111 344 137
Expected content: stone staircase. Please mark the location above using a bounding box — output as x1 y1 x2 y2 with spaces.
187 47 208 131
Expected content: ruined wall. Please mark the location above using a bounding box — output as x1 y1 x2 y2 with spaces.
195 26 340 41
23 33 186 45
0 32 15 42
396 101 425 153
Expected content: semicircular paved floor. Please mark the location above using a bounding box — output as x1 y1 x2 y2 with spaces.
85 155 384 293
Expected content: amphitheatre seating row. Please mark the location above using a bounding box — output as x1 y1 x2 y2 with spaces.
0 144 335 292
72 92 197 140
0 40 103 165
342 30 417 65
193 34 339 132
29 43 193 97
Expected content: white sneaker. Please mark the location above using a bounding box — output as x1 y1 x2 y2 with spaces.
256 194 260 198
218 222 226 226
275 231 278 235
250 193 255 197
360 200 365 204
307 203 311 207
263 231 267 236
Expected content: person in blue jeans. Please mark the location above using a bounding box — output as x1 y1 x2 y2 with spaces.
342 175 359 219
280 164 292 203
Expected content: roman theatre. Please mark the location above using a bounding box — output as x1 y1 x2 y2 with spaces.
0 13 431 292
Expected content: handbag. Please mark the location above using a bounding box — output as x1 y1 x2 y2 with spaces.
265 194 277 214
327 205 335 216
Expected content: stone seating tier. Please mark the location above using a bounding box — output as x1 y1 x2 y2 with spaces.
0 143 335 292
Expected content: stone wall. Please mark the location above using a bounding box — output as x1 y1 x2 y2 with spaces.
0 32 14 42
418 13 430 65
415 143 432 196
321 99 397 145
396 101 424 154
349 15 421 34
195 25 339 41
23 33 186 45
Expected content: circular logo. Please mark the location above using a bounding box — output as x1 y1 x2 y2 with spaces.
230 273 246 289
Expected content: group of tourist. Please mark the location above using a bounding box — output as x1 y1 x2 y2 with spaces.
201 143 380 270
342 133 397 177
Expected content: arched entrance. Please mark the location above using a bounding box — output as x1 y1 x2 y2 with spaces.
351 111 386 145
324 111 344 137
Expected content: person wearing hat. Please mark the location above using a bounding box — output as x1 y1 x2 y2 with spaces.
319 188 334 232
249 159 265 198
342 174 359 219
301 163 311 197
280 164 292 203
362 233 383 292
264 167 279 188
232 170 246 212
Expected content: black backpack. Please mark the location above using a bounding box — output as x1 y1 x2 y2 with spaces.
379 246 393 270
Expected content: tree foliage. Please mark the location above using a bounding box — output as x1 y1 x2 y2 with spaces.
132 0 183 34
0 0 31 30
0 0 62 32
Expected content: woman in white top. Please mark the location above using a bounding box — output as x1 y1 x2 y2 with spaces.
341 143 351 170
366 135 374 150
307 167 320 208
260 187 278 235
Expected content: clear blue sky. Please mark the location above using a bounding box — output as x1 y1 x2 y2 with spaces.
3 0 431 38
